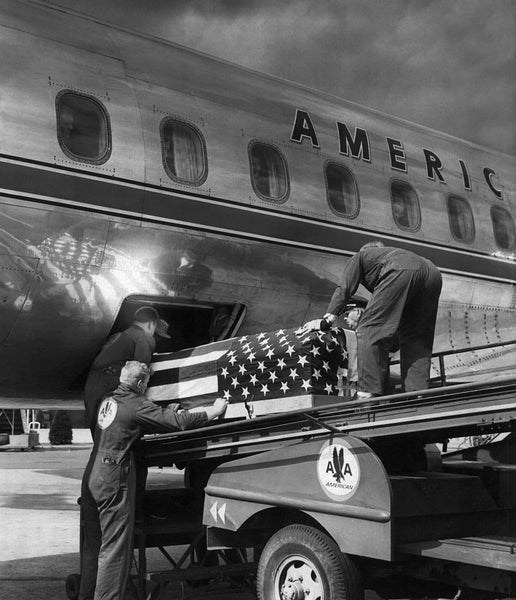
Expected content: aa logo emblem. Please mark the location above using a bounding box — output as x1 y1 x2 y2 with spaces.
317 440 360 500
97 398 117 430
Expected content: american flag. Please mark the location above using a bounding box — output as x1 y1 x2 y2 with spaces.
147 327 348 418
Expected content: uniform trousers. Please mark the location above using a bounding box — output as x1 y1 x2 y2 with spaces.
356 264 442 395
78 456 136 600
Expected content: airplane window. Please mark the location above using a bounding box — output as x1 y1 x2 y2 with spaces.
56 91 111 164
491 205 516 250
161 119 207 185
249 142 289 202
390 180 421 230
447 195 475 243
325 162 359 218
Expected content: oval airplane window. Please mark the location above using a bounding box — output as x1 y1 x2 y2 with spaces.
56 91 111 164
249 142 289 202
161 118 208 185
325 162 359 218
491 205 516 250
390 180 421 231
447 195 475 243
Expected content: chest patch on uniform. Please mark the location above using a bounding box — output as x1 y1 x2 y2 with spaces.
97 398 118 430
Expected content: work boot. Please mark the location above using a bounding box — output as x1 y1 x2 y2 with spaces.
351 391 376 401
351 391 378 412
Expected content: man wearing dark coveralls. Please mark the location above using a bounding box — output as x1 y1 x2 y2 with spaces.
84 307 170 434
78 360 229 600
299 241 442 398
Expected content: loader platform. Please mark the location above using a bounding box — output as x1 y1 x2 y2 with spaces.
138 376 516 467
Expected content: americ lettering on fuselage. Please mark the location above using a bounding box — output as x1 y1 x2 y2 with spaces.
290 108 504 198
0 0 515 403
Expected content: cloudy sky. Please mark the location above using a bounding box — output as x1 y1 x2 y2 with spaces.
45 0 516 155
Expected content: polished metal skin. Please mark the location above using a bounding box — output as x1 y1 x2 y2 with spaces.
0 0 515 399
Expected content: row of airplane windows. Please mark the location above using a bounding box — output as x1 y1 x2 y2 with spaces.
56 90 516 252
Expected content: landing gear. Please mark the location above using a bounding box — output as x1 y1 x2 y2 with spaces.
256 524 363 600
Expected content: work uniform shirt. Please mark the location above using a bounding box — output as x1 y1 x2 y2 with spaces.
84 325 157 432
327 246 432 316
90 324 156 374
89 383 207 485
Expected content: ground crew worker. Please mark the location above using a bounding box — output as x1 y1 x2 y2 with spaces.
84 307 170 434
299 241 442 398
78 360 229 600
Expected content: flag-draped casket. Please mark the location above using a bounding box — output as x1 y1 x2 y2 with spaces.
146 327 350 418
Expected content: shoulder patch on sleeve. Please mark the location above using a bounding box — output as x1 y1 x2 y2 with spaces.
97 398 118 430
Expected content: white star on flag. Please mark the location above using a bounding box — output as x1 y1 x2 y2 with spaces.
269 371 278 383
324 383 334 394
301 379 311 391
298 355 308 367
289 368 298 380
260 383 270 396
257 362 266 373
238 364 246 375
220 367 229 378
231 377 239 389
280 381 289 394
277 358 286 369
241 387 250 399
286 345 295 356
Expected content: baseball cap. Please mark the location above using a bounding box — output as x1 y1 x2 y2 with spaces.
133 307 171 338
133 306 159 323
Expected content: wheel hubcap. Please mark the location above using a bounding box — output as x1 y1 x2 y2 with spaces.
275 554 324 600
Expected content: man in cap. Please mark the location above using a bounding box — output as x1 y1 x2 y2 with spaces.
78 360 229 600
84 307 170 434
298 241 442 399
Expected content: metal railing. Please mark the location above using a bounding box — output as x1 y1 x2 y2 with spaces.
390 338 516 386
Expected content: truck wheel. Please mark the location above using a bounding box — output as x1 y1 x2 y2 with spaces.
65 573 81 600
256 524 362 600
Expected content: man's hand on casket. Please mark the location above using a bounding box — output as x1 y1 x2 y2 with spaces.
213 397 229 417
296 318 326 336
296 313 338 336
190 397 229 421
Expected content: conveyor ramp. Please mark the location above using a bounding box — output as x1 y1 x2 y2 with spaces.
138 376 516 466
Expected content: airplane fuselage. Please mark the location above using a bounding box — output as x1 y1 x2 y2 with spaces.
1 0 515 399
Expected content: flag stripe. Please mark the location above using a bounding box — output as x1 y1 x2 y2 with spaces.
151 339 233 364
151 349 229 373
146 374 219 401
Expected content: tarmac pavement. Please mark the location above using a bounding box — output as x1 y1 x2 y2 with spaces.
0 445 256 600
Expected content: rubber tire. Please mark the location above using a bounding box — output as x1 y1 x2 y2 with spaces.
65 573 81 600
256 524 363 600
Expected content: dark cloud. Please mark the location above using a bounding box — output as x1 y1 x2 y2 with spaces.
43 0 516 154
